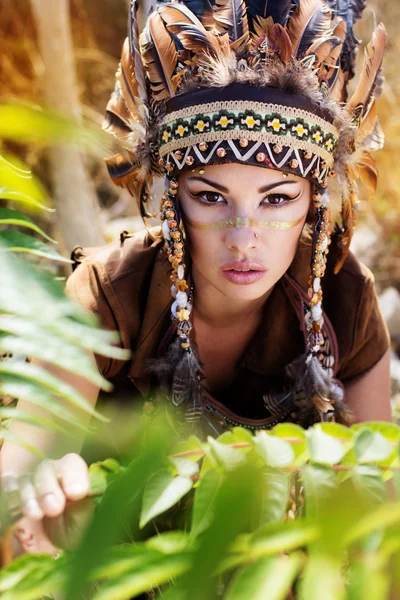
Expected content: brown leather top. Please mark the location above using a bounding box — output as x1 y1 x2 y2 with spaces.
66 228 390 417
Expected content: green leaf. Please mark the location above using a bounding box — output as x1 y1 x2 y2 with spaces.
301 465 338 519
351 465 386 505
146 531 191 554
344 501 400 546
354 428 394 464
225 553 303 600
0 552 54 592
319 422 355 441
0 153 51 213
0 361 107 421
348 558 390 600
191 469 224 538
0 406 66 433
0 375 90 432
207 437 247 470
251 468 290 529
0 207 56 242
171 434 204 462
92 553 192 600
298 554 346 600
308 426 346 465
272 422 308 464
250 521 319 557
254 431 295 467
169 456 200 478
140 470 194 528
0 230 72 262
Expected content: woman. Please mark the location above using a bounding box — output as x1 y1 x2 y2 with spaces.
1 0 391 554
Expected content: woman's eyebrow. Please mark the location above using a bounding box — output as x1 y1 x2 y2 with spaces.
187 176 299 194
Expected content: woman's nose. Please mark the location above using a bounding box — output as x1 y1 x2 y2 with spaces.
224 226 259 252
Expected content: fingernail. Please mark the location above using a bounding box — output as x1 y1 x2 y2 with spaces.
42 493 59 513
25 499 42 517
66 483 87 497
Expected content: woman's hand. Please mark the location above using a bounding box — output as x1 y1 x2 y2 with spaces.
13 453 94 554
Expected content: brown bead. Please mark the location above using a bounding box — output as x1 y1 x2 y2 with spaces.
174 242 184 250
164 200 173 208
158 158 165 167
170 180 179 189
168 220 177 229
198 141 208 151
176 280 188 291
240 138 249 148
316 242 323 252
328 169 336 178
174 150 183 160
169 188 178 196
318 232 327 241
273 144 283 154
303 150 313 160
313 192 321 202
175 251 184 258
216 147 227 158
289 159 299 169
171 231 181 240
321 160 328 169
185 156 194 166
165 210 175 219
314 252 323 262
165 162 174 172
256 152 266 162
312 169 320 179
314 201 322 208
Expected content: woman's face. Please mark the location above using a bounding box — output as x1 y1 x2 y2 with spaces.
178 163 311 303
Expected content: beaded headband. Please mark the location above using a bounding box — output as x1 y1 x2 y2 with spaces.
158 86 338 186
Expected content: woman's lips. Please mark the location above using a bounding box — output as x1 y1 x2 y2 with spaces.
220 261 268 285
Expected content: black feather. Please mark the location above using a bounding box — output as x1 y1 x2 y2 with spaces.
296 5 332 58
247 0 295 24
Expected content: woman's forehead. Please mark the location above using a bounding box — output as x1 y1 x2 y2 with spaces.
180 162 307 188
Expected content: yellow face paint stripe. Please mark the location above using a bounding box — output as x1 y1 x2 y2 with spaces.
186 214 305 231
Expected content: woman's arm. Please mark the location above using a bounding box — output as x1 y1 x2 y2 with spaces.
0 357 100 556
344 348 392 423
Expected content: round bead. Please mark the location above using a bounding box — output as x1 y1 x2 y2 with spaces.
168 188 178 196
289 159 299 169
158 158 165 167
177 308 190 321
175 251 184 258
318 232 327 241
321 160 328 169
174 242 184 251
176 280 188 292
273 144 283 154
199 141 208 151
162 220 171 240
171 231 181 240
240 138 249 148
170 180 179 189
168 220 177 229
313 192 321 202
312 169 320 179
314 252 323 262
176 291 188 307
185 156 194 166
181 341 191 349
256 152 266 162
165 210 175 219
323 355 335 368
311 303 322 320
216 147 227 158
321 180 328 188
174 150 183 160
303 150 313 160
177 320 192 336
164 200 173 208
328 169 336 178
165 162 174 172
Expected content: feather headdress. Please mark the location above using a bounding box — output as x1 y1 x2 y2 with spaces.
103 0 386 430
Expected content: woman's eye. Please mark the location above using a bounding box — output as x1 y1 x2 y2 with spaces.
263 194 291 206
197 191 225 204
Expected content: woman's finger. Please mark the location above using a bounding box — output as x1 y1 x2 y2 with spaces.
20 476 44 521
56 453 90 501
33 460 66 518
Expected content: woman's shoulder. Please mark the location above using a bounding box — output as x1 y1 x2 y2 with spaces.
65 227 166 379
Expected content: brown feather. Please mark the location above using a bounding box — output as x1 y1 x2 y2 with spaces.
140 24 172 100
269 23 293 63
251 15 273 42
128 0 148 103
212 0 249 49
356 151 378 201
148 12 179 97
347 24 387 121
287 0 332 57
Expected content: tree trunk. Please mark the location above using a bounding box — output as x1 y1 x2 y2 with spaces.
30 0 105 252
